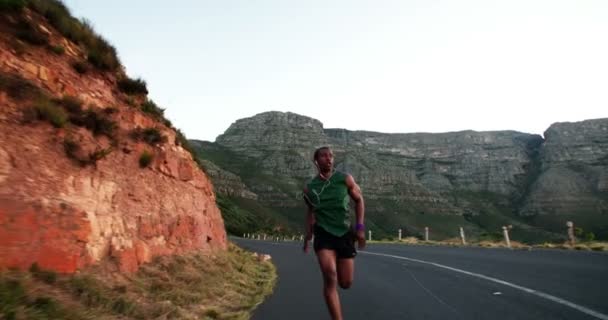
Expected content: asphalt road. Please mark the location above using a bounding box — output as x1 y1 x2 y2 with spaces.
232 237 608 320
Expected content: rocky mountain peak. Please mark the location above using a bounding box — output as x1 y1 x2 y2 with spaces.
196 111 608 241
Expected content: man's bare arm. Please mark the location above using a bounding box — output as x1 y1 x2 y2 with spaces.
303 187 315 252
345 175 365 249
345 175 364 226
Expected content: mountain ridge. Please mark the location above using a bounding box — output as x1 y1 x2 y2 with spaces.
193 111 608 242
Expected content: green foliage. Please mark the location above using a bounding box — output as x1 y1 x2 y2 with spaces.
139 150 153 168
79 110 116 137
66 275 139 316
217 195 290 236
117 77 148 95
134 245 276 318
585 232 596 242
103 106 118 115
29 263 57 284
63 138 85 165
50 44 65 55
175 129 191 149
0 245 276 320
72 60 89 74
54 95 82 113
30 296 59 315
67 275 107 308
131 127 167 146
63 139 111 167
0 275 26 319
30 99 68 128
56 96 117 139
86 39 119 71
88 147 112 164
204 309 220 319
0 72 41 100
175 129 205 167
0 0 26 11
217 195 260 236
0 272 83 320
141 99 165 119
111 297 135 315
15 18 49 46
27 0 121 71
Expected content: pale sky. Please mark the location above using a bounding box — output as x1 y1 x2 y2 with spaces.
62 0 607 141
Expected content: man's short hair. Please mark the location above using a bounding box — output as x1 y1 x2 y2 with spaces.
313 146 331 161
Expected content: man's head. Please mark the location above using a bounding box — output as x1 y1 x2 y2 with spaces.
313 146 334 171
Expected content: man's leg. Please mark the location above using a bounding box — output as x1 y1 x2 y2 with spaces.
316 249 342 320
337 258 354 289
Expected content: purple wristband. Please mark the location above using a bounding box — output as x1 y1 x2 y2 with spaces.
355 223 365 231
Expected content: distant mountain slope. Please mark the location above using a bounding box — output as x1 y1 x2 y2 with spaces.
194 112 608 242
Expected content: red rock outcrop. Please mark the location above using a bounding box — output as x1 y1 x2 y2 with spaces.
0 9 227 273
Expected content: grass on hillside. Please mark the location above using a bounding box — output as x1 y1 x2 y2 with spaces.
0 243 276 320
0 71 42 100
117 77 148 95
218 195 292 237
1 0 120 70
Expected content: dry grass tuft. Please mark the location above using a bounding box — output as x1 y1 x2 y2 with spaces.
0 243 276 320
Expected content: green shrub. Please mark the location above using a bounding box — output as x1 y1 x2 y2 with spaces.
67 275 109 307
65 105 117 138
141 99 165 119
72 61 89 74
0 0 26 11
31 100 68 128
175 129 187 146
28 0 121 71
111 297 135 315
82 110 116 137
117 77 148 95
103 106 118 114
63 138 84 165
585 232 596 242
15 19 49 46
88 147 112 164
0 72 41 100
29 263 57 284
0 277 26 319
87 41 119 71
163 118 173 128
131 127 166 146
174 129 206 171
64 138 110 167
55 95 83 113
139 150 153 168
30 296 59 314
50 44 65 55
204 309 220 319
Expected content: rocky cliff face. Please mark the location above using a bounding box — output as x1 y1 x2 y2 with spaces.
520 119 608 233
195 111 608 241
0 6 226 273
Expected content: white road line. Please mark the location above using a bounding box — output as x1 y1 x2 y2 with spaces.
361 251 608 320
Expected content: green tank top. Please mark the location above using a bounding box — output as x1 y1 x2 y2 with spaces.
305 171 351 237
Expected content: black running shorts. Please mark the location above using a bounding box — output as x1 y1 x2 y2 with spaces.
313 224 357 259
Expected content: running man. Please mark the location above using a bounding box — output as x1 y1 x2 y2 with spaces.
303 146 366 320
